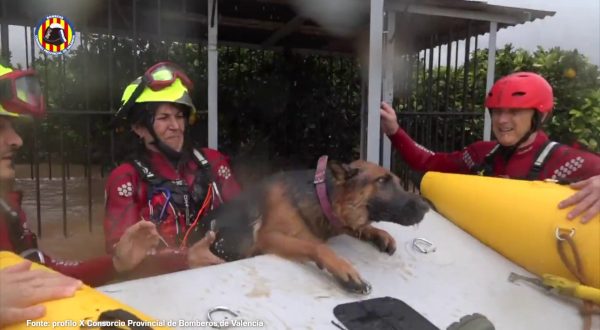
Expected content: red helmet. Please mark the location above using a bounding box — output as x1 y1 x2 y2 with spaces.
484 72 553 113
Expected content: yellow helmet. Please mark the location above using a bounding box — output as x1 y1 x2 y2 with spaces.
0 64 45 118
115 62 196 122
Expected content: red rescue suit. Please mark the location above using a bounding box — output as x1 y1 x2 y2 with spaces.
103 148 241 277
389 129 600 181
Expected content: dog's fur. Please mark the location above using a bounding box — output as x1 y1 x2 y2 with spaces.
192 159 429 294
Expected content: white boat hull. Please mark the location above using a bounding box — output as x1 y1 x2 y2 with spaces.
100 211 597 329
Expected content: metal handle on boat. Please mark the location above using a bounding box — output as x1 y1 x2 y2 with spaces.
412 238 436 254
555 227 575 241
207 306 239 327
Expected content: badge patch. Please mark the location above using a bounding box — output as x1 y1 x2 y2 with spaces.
33 15 76 55
117 182 133 197
217 165 231 180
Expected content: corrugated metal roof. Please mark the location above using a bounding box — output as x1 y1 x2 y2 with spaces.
0 0 555 54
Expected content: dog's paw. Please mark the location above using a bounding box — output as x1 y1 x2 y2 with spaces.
337 277 372 295
373 231 396 255
314 245 372 295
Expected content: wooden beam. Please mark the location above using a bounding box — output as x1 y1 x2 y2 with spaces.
159 10 327 37
262 15 304 46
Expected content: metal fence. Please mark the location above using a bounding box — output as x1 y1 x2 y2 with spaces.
2 14 487 238
16 111 483 237
393 112 483 192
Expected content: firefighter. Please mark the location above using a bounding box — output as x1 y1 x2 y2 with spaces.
380 72 600 223
104 62 242 277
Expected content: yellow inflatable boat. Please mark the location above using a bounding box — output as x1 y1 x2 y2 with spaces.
420 171 600 289
0 251 171 330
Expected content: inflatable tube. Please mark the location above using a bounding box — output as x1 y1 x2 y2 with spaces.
0 251 171 330
420 172 600 289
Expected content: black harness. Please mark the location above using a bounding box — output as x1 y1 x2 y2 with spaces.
472 141 561 180
130 149 215 228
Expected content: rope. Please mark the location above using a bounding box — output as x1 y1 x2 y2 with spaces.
556 233 587 284
181 184 214 247
556 230 596 330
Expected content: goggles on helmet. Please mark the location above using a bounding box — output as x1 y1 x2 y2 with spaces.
0 69 45 117
116 62 193 120
143 62 193 91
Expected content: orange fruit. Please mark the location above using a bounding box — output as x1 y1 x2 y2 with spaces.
563 68 576 79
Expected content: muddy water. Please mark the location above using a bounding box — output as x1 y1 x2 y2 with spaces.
10 159 279 262
10 160 268 262
14 164 108 260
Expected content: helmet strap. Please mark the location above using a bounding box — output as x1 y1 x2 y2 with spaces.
116 77 149 123
148 130 183 163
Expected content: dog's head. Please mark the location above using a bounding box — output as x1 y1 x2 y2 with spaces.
328 160 428 230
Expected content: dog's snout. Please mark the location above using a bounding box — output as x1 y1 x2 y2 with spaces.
396 197 429 226
410 198 430 214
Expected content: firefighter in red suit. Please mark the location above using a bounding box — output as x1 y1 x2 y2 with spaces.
380 72 600 223
104 62 242 277
0 64 161 288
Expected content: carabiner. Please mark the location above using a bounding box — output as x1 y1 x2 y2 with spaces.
412 238 436 254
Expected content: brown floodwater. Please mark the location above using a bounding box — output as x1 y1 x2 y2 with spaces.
14 164 107 260
11 160 266 262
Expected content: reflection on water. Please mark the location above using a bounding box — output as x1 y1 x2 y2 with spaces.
15 171 107 260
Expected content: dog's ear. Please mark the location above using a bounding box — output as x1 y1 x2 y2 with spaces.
329 161 359 182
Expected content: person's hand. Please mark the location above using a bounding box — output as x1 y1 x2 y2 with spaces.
187 231 225 268
112 221 161 273
380 101 400 136
558 175 600 224
0 261 82 327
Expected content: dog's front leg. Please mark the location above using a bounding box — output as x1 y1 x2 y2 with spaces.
350 225 396 255
256 231 371 294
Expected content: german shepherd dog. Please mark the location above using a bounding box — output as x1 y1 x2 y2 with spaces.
191 159 429 294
